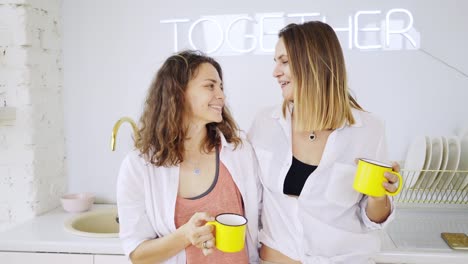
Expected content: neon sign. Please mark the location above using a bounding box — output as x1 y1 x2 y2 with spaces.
161 9 419 55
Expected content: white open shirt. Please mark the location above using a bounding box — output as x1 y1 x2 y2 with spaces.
117 133 261 264
248 105 395 264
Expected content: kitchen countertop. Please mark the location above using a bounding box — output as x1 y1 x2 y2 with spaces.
375 206 468 264
0 204 123 255
0 204 467 263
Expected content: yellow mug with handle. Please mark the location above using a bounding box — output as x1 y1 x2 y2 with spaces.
353 158 403 197
206 213 247 253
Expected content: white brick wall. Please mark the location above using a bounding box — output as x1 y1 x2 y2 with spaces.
0 0 64 232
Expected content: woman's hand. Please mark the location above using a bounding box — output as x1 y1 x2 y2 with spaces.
180 212 216 256
383 161 400 194
353 159 401 196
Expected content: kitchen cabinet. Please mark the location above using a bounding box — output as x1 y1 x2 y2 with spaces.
0 252 93 264
94 254 131 264
0 252 131 264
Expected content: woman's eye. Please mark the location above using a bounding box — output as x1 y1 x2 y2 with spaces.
282 60 289 64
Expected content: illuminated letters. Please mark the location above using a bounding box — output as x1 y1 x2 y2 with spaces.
161 9 419 55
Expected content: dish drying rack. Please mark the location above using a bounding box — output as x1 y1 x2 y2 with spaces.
395 170 468 205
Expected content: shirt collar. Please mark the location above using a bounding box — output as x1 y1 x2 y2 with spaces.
219 129 236 150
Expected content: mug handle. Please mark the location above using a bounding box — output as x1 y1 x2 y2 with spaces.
205 221 217 234
386 171 403 196
205 221 217 228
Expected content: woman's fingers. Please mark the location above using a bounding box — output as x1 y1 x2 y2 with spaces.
383 181 398 193
201 238 215 255
192 212 215 225
202 247 215 256
384 172 399 184
189 222 214 246
391 161 401 173
193 233 214 248
383 171 399 193
184 212 215 245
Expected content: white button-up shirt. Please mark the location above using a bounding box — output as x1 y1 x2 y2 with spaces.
117 133 261 264
248 105 395 264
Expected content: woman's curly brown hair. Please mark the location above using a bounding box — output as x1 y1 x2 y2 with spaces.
136 50 242 167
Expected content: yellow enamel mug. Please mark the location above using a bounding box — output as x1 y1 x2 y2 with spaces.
353 158 403 197
206 213 247 253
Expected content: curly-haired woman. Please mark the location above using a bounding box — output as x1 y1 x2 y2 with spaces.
117 50 261 264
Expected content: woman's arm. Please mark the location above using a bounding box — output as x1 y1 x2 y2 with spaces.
130 226 190 264
365 195 391 223
117 154 215 264
130 213 214 264
365 162 400 223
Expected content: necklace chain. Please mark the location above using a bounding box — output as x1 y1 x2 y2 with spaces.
184 159 201 176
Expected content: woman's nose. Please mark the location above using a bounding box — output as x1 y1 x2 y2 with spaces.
215 88 225 100
273 64 282 78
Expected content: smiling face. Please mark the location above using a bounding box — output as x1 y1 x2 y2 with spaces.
273 38 294 101
184 62 225 126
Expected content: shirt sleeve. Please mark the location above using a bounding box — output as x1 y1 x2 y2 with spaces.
360 120 396 229
359 195 396 230
246 119 264 232
116 152 157 257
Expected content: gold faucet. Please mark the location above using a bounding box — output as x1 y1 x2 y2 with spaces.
111 117 141 151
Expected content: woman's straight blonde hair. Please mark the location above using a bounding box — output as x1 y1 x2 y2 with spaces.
278 21 363 131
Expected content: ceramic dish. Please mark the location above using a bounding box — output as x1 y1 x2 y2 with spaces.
60 193 95 213
403 136 429 188
434 136 461 190
418 137 443 189
414 136 432 188
456 133 468 189
438 136 460 189
430 136 449 189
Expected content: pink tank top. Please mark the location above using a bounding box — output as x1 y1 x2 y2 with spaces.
174 161 248 264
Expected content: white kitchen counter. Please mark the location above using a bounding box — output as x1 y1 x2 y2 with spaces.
0 204 123 255
0 204 467 263
375 206 468 264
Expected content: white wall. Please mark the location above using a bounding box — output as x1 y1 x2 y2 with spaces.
0 0 64 231
62 0 468 203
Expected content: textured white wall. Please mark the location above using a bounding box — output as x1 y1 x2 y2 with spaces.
0 0 65 231
62 0 467 203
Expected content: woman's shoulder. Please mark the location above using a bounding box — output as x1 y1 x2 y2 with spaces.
124 148 147 162
229 130 254 152
121 149 155 170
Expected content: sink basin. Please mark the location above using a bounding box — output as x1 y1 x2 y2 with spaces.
64 207 119 238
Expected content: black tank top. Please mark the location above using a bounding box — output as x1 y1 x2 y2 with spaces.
283 156 317 196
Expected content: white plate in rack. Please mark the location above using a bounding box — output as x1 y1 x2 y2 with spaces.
418 137 443 189
403 136 429 188
456 133 468 189
435 136 460 190
430 136 449 189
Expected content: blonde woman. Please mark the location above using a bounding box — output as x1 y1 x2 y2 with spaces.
117 50 261 264
248 21 400 264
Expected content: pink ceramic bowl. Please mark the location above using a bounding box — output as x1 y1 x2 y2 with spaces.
60 193 95 213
